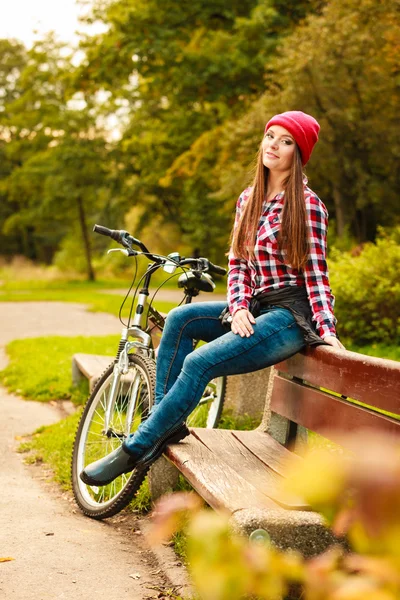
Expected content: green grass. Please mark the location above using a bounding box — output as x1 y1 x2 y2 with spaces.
0 335 121 404
172 530 188 565
19 412 82 489
218 410 262 431
19 409 153 513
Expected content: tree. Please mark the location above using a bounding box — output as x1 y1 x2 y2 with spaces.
76 0 325 260
0 35 118 277
215 0 400 243
0 39 29 256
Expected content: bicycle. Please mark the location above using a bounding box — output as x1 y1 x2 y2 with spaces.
71 224 227 519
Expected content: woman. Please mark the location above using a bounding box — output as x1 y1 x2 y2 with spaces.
81 110 344 487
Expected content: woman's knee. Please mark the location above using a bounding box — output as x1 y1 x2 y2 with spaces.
163 305 193 333
181 344 216 381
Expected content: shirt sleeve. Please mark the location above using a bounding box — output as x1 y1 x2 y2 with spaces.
227 189 253 315
303 195 337 339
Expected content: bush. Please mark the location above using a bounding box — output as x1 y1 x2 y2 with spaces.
329 227 400 346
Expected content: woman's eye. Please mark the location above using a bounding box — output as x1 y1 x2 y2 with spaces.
266 133 273 139
281 140 293 145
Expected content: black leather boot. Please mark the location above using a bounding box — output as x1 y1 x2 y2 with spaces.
80 422 190 487
79 443 139 486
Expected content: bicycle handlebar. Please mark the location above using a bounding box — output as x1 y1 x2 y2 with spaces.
93 224 124 244
207 261 227 276
93 224 227 276
179 257 227 276
93 224 161 263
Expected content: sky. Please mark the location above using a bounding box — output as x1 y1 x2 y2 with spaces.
0 0 105 47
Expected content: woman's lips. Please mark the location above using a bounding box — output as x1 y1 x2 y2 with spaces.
265 152 279 158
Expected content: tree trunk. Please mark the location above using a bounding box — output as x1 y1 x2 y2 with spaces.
77 196 95 281
332 185 346 238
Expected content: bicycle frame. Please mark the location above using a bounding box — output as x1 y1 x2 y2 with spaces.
103 264 158 433
100 246 222 436
71 225 228 519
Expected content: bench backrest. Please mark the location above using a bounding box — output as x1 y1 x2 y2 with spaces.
273 347 400 446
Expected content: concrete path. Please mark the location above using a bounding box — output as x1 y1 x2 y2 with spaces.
0 301 189 600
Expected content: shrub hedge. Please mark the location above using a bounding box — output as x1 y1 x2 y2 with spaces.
329 227 400 346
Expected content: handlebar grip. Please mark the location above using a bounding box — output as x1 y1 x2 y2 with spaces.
208 262 227 276
93 224 123 244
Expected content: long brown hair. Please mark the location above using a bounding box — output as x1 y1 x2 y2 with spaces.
230 143 309 271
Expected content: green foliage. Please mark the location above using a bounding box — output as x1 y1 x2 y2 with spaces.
329 228 400 345
216 0 400 243
75 0 325 262
171 530 188 565
218 409 262 430
347 344 400 362
0 35 123 276
2 0 399 265
149 432 400 599
129 478 152 513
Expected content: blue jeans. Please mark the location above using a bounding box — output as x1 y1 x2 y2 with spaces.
124 301 305 455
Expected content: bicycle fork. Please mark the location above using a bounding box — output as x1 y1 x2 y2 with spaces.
103 326 153 437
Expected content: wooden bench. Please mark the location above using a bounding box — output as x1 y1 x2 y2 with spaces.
72 353 114 391
160 346 400 557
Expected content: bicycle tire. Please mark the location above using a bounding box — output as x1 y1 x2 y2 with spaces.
71 353 156 519
186 375 226 429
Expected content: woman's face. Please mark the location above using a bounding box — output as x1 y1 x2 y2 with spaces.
262 125 296 174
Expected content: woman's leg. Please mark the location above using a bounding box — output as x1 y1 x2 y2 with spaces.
80 307 305 486
154 301 228 405
80 301 228 486
126 307 305 455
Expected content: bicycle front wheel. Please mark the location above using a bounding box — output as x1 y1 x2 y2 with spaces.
71 353 156 519
186 376 226 428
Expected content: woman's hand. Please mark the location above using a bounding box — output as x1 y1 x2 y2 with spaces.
231 308 256 338
323 335 346 350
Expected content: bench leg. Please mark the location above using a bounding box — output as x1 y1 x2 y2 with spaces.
224 368 272 421
148 456 180 501
71 357 84 388
266 413 308 453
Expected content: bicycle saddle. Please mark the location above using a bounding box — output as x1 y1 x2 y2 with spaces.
178 271 215 293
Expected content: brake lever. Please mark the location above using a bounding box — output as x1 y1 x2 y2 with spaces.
197 257 210 272
107 248 137 257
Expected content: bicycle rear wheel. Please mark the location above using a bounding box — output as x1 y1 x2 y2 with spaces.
71 353 156 519
186 376 226 428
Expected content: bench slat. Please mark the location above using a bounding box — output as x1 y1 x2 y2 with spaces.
276 347 400 415
231 430 303 476
73 353 113 378
191 429 309 510
72 353 114 391
165 434 281 514
271 375 400 442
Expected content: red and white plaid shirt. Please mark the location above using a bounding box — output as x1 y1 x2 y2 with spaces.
227 182 337 339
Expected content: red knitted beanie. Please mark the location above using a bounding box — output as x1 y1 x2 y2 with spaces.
265 111 320 165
